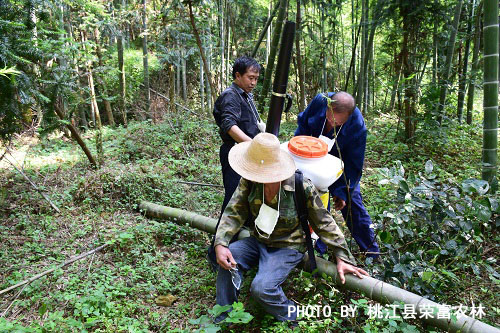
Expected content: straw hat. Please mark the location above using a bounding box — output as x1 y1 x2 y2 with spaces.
229 133 296 183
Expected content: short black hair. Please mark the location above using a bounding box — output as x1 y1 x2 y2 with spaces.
331 92 356 115
232 56 261 79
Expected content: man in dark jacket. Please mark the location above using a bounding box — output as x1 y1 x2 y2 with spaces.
295 92 380 259
213 56 263 217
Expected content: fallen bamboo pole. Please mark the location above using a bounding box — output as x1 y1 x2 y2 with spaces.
176 180 223 188
139 201 499 333
0 244 109 296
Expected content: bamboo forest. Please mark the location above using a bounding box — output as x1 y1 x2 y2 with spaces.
0 0 499 331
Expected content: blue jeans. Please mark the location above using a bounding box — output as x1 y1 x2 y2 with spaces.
216 237 304 321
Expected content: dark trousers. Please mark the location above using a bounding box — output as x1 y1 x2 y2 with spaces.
219 143 242 217
337 184 379 257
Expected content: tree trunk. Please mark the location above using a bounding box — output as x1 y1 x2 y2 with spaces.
87 61 103 166
187 0 217 105
251 1 280 58
416 56 429 94
457 0 475 122
108 3 116 48
359 0 386 113
267 0 273 65
142 0 150 118
54 97 97 168
29 2 40 78
344 24 361 92
258 0 288 113
200 57 205 113
77 67 88 130
482 0 498 189
117 33 127 127
94 27 115 127
399 2 418 141
401 28 415 140
466 1 483 124
169 64 176 113
351 0 357 91
220 0 226 91
82 30 103 165
320 4 327 92
356 0 368 109
295 0 306 112
176 64 180 97
362 0 369 111
57 4 70 135
339 9 346 88
432 0 438 85
437 0 463 123
182 52 187 101
65 8 86 129
226 7 231 87
207 41 213 110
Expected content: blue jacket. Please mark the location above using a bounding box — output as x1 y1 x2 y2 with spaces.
295 92 367 202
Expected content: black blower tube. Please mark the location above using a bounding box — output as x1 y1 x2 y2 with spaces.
265 21 296 136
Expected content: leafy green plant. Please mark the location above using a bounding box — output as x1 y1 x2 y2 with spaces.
374 160 499 301
104 49 160 108
189 302 253 332
351 299 422 333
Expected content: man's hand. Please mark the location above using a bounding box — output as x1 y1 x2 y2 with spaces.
335 257 369 284
215 244 237 270
333 196 346 210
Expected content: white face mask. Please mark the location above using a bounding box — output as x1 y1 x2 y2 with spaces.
319 135 335 151
319 117 343 152
254 183 280 239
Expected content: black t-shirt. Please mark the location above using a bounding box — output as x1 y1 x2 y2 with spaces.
213 83 261 145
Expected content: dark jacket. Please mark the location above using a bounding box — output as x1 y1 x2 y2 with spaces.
213 83 261 145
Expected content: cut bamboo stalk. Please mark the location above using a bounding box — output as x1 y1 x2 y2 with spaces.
0 244 109 296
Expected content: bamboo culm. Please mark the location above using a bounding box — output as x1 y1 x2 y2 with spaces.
258 0 288 113
481 0 499 189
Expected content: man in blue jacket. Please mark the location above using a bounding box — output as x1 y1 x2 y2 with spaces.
295 92 380 259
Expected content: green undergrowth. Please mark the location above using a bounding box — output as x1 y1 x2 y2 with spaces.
0 107 498 332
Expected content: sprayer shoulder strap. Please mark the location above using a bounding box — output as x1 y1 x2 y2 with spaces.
293 170 318 275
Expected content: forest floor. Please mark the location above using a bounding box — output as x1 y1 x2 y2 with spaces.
0 100 498 332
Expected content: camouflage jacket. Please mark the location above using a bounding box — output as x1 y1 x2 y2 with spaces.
214 175 356 266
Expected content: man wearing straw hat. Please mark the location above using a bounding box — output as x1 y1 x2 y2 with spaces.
214 133 368 323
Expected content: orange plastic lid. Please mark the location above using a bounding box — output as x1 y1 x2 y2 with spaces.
288 136 328 158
